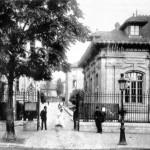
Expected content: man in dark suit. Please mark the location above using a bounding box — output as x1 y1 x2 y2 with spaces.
40 106 47 130
94 106 103 133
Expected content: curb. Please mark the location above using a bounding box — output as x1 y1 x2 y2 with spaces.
64 107 73 116
0 146 149 150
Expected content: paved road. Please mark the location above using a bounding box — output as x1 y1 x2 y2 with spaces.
25 102 76 149
40 102 73 130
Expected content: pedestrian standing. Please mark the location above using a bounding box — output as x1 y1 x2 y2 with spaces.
94 106 103 133
73 108 78 130
40 106 47 130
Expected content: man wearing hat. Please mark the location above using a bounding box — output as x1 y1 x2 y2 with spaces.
40 106 47 130
94 106 103 133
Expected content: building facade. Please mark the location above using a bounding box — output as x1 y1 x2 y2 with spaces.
65 62 84 105
40 81 57 102
79 15 150 104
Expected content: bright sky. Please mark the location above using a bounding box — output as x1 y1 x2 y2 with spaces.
66 0 150 64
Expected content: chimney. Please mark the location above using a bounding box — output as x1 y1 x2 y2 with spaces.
115 22 120 30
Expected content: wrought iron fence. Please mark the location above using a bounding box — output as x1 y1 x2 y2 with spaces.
78 92 150 123
0 90 38 121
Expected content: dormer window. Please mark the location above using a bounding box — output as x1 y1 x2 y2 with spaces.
130 26 139 36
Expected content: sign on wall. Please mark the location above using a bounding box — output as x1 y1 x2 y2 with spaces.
25 102 37 111
126 59 146 64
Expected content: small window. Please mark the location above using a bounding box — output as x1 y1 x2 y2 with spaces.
130 26 139 36
90 78 92 92
73 80 77 88
125 72 143 103
95 74 98 87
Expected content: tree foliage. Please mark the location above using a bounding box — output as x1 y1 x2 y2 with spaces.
69 89 84 105
0 0 90 81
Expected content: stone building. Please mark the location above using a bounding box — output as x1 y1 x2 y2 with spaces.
65 62 84 105
79 15 150 104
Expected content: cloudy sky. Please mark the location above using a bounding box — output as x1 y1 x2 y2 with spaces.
66 0 150 64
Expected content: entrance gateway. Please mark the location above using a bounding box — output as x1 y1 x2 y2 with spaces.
15 84 41 130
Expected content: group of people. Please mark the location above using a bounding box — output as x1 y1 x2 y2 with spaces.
40 102 64 130
40 103 105 133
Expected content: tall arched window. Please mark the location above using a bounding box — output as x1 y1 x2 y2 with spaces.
125 72 143 103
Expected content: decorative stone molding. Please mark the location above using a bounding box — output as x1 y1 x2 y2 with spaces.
105 64 122 69
122 65 133 70
126 58 146 64
138 65 148 71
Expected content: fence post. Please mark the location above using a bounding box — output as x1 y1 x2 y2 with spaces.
37 91 40 131
148 93 150 123
23 90 25 121
76 92 80 131
77 101 80 131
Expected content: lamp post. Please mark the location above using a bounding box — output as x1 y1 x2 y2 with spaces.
118 73 127 145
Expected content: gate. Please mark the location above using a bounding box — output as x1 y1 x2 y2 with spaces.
14 84 41 131
15 84 38 121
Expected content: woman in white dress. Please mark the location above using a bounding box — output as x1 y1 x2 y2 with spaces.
55 108 64 127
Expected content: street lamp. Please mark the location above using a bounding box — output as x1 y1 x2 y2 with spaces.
118 73 127 145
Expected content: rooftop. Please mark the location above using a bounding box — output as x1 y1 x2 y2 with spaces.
79 15 150 67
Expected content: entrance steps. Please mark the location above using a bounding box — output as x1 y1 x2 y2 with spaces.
79 122 150 134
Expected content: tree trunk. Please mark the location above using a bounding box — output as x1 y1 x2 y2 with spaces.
3 78 16 141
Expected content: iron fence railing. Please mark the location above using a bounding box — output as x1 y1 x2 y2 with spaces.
78 92 150 123
0 91 39 121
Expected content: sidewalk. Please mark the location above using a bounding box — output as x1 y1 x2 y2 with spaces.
0 125 150 149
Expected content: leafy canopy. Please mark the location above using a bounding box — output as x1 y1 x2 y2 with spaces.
0 0 90 81
69 89 84 105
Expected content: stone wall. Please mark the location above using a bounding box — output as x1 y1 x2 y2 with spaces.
79 122 150 134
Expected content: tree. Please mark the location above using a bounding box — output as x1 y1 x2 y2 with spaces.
56 78 64 97
69 89 84 105
0 0 90 140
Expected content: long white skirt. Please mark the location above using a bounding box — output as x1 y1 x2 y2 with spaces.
55 115 64 127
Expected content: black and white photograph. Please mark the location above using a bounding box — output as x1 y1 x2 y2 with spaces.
0 0 150 149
